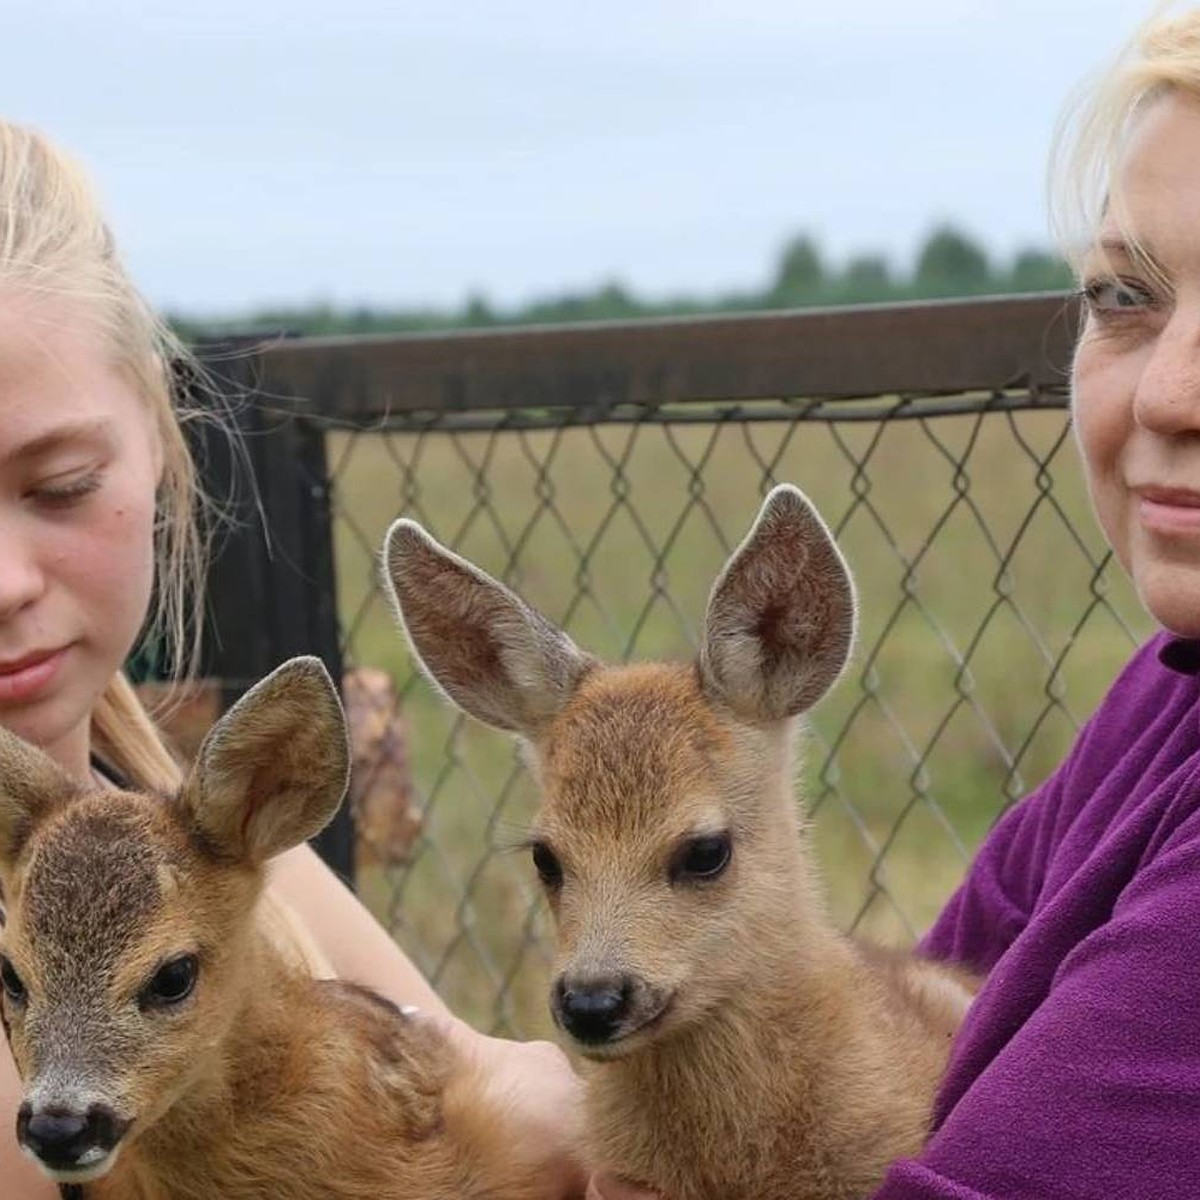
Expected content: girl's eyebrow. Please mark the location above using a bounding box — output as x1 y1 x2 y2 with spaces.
5 418 114 465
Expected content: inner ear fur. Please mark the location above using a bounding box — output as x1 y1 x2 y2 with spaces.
700 485 857 723
0 728 77 867
183 656 350 864
383 518 594 736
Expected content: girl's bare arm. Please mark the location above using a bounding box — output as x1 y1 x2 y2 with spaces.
587 1174 662 1199
0 1049 63 1200
270 842 449 1010
270 843 589 1198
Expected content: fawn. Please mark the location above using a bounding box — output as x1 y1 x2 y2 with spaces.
385 485 978 1200
0 657 556 1200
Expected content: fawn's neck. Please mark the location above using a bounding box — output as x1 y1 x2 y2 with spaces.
642 909 858 1081
585 890 880 1197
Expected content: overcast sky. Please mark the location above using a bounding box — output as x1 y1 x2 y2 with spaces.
8 1 1155 314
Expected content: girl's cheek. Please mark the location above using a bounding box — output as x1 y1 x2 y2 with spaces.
74 492 157 612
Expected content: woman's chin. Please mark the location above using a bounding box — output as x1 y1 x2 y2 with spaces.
1132 562 1200 641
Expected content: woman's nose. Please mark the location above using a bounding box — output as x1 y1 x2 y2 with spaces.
1133 315 1200 436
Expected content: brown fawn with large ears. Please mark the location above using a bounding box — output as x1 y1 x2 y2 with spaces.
0 657 559 1200
385 485 978 1200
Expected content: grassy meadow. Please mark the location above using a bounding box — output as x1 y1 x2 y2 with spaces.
329 408 1152 1036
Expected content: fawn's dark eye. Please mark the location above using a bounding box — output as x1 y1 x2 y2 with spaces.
140 955 198 1010
670 833 732 883
0 956 26 1004
531 841 564 890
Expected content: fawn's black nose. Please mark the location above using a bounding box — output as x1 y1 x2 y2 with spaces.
554 976 632 1044
17 1101 129 1170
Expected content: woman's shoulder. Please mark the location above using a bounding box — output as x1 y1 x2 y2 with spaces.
983 630 1200 900
921 634 1200 1012
1043 630 1200 864
1102 630 1200 701
1068 631 1200 771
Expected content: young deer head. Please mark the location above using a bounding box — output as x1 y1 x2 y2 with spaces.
386 485 855 1059
0 657 348 1186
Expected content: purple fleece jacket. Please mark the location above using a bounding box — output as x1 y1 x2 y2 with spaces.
872 632 1200 1199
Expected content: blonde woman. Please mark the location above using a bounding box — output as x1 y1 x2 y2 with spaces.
0 126 585 1198
591 7 1200 1199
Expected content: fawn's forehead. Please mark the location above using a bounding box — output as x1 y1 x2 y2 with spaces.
18 795 184 959
539 663 731 832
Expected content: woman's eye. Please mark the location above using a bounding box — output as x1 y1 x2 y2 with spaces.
1082 277 1156 313
531 841 564 890
0 955 27 1004
670 833 733 883
139 955 199 1010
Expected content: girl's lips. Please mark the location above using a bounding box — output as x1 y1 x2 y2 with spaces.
0 648 68 704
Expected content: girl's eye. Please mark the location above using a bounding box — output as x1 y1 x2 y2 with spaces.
139 955 199 1010
0 955 27 1005
28 470 104 508
1081 277 1156 314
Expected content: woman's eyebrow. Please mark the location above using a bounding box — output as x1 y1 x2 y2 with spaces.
1085 234 1142 263
5 417 115 465
1090 233 1167 275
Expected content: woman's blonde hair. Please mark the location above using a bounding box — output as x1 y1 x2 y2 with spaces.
0 124 209 791
1051 3 1200 271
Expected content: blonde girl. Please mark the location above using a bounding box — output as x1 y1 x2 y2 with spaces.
0 125 585 1199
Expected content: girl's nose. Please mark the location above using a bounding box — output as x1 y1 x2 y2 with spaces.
0 520 47 617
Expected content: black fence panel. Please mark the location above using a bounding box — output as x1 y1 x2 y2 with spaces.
190 341 353 882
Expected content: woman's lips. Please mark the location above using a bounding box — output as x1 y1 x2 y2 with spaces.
0 647 68 704
1136 487 1200 535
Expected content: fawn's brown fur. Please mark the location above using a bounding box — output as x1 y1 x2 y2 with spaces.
386 485 978 1200
0 658 554 1200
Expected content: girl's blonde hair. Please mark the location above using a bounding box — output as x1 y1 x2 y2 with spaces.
0 124 208 792
1051 4 1200 271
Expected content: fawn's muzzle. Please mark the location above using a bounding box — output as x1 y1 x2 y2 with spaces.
17 1101 130 1173
553 975 633 1045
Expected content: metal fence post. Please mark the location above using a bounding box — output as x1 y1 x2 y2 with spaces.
190 340 355 885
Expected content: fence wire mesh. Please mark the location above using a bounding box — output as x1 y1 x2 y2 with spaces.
296 367 1151 1039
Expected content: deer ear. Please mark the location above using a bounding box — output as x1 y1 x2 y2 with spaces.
182 657 350 864
700 485 856 723
0 729 76 867
383 519 593 736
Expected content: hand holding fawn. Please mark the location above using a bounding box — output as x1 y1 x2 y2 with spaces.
0 657 562 1200
386 486 977 1200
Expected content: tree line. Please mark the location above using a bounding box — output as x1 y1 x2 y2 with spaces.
173 224 1074 340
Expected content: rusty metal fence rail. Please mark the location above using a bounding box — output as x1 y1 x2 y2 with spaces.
189 294 1151 1038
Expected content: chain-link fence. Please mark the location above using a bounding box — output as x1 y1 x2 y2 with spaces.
194 294 1152 1039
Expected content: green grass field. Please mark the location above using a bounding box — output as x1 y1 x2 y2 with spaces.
329 408 1151 1036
